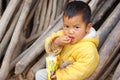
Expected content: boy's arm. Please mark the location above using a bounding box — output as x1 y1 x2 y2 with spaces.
45 30 64 54
55 43 99 80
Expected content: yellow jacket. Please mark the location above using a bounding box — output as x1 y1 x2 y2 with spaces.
45 28 99 80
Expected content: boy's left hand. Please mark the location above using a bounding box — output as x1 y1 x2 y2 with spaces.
51 75 57 80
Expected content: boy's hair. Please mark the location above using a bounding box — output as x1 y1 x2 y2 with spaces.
64 1 91 24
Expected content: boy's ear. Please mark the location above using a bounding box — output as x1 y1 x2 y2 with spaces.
86 23 92 33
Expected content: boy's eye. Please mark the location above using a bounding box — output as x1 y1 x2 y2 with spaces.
64 26 69 28
75 26 79 29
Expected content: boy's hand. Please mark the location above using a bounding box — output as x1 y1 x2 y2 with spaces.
60 61 73 69
51 75 57 80
53 36 71 48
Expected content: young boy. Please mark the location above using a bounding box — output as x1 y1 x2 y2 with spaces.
36 1 99 80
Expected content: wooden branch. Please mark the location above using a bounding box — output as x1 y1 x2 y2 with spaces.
55 0 63 19
43 0 53 30
25 31 42 48
112 62 120 80
10 14 63 73
0 0 33 79
11 33 26 61
87 20 120 80
10 5 62 75
92 0 117 25
37 0 47 33
49 0 57 24
22 54 40 79
88 0 100 13
18 74 23 80
26 53 46 80
99 53 120 80
97 3 120 49
0 0 2 17
31 0 44 35
15 14 63 75
23 0 39 33
0 0 21 42
81 0 90 3
0 2 23 60
10 47 30 71
91 0 106 21
6 0 10 5
68 0 74 2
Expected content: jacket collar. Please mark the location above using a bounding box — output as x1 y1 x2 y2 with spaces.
83 27 97 39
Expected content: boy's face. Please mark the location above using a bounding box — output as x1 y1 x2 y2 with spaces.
63 14 92 44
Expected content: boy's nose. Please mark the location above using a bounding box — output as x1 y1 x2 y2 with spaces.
69 29 74 34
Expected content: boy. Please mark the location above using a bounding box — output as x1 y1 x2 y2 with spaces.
36 1 99 80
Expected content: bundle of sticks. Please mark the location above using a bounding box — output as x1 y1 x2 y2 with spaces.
0 0 120 80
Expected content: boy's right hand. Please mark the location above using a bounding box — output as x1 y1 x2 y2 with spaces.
60 61 73 68
53 36 71 48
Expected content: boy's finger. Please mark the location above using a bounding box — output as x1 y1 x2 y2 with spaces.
51 75 57 80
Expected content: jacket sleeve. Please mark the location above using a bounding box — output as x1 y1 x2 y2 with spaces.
45 30 64 54
56 43 99 80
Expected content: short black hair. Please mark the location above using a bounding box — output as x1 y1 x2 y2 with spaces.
64 1 91 24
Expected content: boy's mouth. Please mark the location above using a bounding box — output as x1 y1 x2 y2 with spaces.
68 36 75 42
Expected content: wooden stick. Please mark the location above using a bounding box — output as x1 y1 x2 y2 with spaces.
79 0 90 3
10 47 30 71
22 54 40 79
6 0 10 5
23 0 39 33
92 0 117 25
10 14 63 73
99 53 120 80
37 0 47 33
91 0 106 21
55 0 63 19
24 31 42 49
0 2 23 60
87 20 120 80
97 3 120 49
26 53 46 80
112 62 120 80
11 33 26 61
43 0 53 30
15 14 63 75
18 74 23 80
0 0 2 17
31 0 43 35
0 0 21 42
88 0 100 13
0 0 33 79
49 0 57 24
